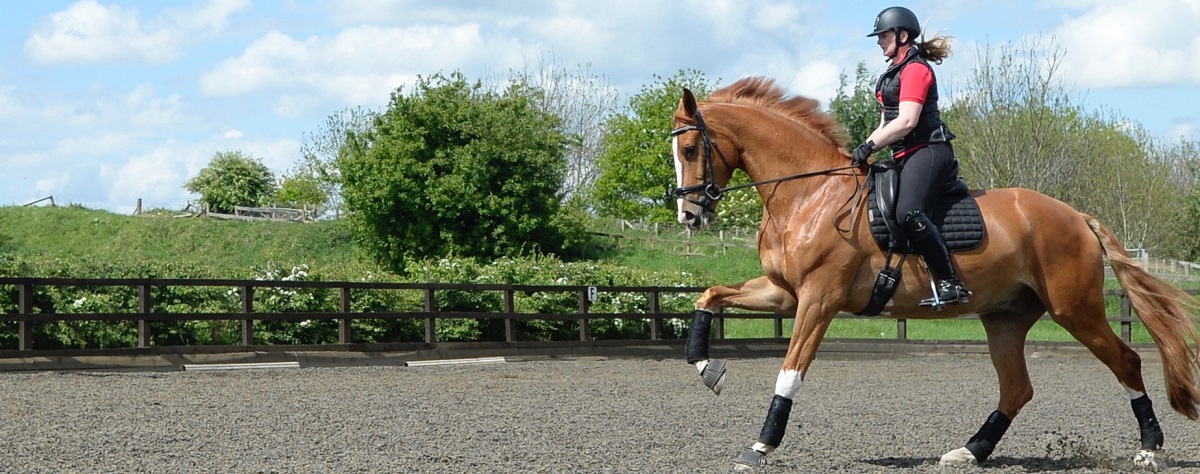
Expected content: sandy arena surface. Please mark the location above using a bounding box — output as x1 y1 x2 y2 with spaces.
1 352 1199 473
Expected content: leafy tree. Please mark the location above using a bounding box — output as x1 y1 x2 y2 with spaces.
590 69 719 223
297 107 378 217
945 39 1191 255
828 61 881 148
338 71 572 272
1162 140 1200 259
500 54 622 201
275 172 328 214
184 151 275 213
943 39 1093 196
1184 176 1200 260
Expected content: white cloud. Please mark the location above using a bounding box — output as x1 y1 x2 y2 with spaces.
0 85 18 118
127 85 184 127
35 175 71 196
752 3 802 31
176 0 251 33
24 0 249 65
199 24 526 113
786 60 843 105
1051 0 1200 88
54 133 138 158
104 146 191 212
1167 121 1198 141
246 139 303 173
25 1 178 64
325 0 547 26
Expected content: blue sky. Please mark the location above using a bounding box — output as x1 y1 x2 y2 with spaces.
2 0 1197 213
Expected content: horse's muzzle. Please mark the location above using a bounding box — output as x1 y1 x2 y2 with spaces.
679 208 716 229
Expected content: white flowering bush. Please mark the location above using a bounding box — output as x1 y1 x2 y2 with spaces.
248 264 338 344
408 254 700 341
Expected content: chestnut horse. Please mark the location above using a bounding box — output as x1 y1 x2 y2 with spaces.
673 77 1200 471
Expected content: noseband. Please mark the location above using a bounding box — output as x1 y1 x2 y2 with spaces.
670 108 860 215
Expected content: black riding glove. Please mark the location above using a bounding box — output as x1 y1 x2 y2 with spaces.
851 140 875 166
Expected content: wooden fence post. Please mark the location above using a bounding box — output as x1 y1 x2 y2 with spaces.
138 284 152 348
240 286 254 346
649 290 661 341
338 287 352 344
504 288 516 342
19 283 33 351
897 318 907 341
578 289 590 341
1120 291 1132 342
424 288 437 343
715 308 725 340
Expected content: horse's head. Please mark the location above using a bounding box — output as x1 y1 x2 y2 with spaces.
671 88 735 230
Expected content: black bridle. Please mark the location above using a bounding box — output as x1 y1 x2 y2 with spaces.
670 108 860 214
670 108 731 212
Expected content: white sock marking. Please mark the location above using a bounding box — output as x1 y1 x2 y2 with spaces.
774 369 803 398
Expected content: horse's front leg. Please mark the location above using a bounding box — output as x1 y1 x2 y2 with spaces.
733 291 838 471
686 276 797 395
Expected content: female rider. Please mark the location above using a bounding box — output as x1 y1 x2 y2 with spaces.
851 6 969 306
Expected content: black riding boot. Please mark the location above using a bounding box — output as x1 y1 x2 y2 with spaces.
904 210 970 307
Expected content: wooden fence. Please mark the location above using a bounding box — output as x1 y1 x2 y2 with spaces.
2 277 1192 353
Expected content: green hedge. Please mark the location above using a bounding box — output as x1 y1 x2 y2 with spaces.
0 254 701 350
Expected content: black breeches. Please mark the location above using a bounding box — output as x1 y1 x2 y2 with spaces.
895 142 959 220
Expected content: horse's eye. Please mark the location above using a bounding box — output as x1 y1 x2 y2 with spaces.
684 145 698 159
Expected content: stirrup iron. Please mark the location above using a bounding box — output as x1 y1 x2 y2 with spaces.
920 280 970 309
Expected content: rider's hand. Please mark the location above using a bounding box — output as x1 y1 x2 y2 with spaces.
851 140 875 166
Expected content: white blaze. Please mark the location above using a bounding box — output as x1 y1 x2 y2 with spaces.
672 135 686 223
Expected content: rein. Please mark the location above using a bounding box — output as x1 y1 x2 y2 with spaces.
671 108 866 221
723 166 861 193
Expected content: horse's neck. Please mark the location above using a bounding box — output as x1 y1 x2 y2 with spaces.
717 108 851 206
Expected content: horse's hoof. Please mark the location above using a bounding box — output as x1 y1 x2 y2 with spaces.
938 447 977 466
1133 449 1159 469
732 448 767 471
701 358 728 395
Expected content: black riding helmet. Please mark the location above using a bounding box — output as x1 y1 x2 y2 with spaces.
868 6 920 38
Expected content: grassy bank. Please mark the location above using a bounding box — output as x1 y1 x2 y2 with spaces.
0 205 374 278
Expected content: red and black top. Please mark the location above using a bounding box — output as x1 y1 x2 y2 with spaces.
874 46 950 160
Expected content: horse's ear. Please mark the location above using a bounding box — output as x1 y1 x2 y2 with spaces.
682 88 697 116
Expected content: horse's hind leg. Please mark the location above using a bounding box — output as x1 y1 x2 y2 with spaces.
686 276 797 395
940 309 1041 466
1047 290 1164 467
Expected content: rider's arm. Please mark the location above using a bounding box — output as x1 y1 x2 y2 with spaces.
867 102 921 150
865 63 932 152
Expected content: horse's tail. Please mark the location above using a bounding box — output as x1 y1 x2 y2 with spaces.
1086 215 1200 420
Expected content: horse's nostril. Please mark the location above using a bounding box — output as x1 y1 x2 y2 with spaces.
683 211 696 222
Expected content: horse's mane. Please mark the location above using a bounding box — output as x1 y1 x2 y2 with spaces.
705 77 849 152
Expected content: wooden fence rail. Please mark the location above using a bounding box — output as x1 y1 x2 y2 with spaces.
0 277 1195 352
